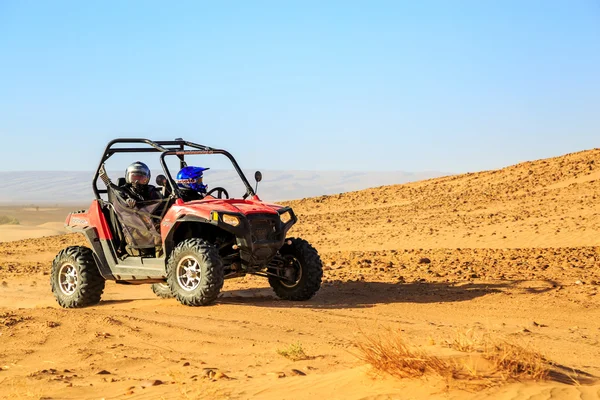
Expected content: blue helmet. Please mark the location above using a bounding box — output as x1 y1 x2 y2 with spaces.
176 166 209 193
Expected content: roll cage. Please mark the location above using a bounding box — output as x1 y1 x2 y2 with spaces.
92 138 256 201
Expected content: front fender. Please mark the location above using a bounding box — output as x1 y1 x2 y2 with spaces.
162 215 217 257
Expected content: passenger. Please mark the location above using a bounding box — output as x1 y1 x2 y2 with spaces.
176 166 210 202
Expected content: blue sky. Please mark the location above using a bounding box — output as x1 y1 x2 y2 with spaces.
0 0 598 173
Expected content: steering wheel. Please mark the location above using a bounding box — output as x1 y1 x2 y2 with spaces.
206 187 229 199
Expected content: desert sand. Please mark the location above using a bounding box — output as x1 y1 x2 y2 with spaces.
0 148 599 399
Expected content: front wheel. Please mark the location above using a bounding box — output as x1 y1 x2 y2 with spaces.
50 246 106 308
268 238 323 301
166 238 224 306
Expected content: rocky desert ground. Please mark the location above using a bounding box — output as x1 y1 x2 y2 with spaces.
1 148 600 399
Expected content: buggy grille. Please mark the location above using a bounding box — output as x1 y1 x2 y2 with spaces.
249 217 279 242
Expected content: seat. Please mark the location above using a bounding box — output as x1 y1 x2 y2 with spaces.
107 185 162 257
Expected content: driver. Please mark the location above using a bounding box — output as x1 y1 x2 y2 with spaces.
176 166 209 201
122 161 162 207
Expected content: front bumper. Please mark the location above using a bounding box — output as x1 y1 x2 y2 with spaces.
211 207 297 267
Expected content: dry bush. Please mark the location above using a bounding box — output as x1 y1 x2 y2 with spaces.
356 328 549 385
0 215 19 225
484 341 548 381
355 330 458 379
277 341 311 361
448 329 548 381
449 328 482 353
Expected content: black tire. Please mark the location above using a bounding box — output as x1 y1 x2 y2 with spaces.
151 282 174 298
268 237 323 301
166 238 224 306
50 246 106 308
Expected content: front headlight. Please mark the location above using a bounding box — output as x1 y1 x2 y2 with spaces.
222 214 240 227
279 211 292 223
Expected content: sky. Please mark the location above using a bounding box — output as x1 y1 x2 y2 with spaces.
0 0 599 174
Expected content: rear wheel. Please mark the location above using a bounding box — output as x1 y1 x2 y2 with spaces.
151 282 174 298
268 238 323 301
51 246 105 308
166 238 224 306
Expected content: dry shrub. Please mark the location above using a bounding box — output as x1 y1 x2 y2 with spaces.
0 215 19 225
449 328 482 353
355 330 458 380
448 329 548 381
484 341 548 381
277 341 311 361
356 328 549 385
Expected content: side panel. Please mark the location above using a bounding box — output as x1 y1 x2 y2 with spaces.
88 200 113 240
65 200 113 240
110 257 166 281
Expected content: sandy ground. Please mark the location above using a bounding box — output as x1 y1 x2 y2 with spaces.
1 148 600 399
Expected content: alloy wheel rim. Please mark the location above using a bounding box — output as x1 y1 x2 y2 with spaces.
59 263 78 296
176 256 202 291
280 256 303 288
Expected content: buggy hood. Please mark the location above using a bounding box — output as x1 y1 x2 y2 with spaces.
187 198 280 216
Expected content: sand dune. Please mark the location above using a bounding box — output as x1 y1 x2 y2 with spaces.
0 224 66 242
0 148 599 399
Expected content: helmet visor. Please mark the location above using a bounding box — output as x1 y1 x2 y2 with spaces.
129 173 149 185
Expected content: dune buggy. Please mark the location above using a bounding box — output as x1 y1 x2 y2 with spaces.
51 138 323 307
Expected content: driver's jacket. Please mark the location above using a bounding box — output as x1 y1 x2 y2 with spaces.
121 183 162 204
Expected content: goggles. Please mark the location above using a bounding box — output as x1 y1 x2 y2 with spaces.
177 177 203 185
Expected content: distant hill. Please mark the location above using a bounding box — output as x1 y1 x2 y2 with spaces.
0 170 447 205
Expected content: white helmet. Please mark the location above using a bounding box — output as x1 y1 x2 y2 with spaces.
125 161 151 188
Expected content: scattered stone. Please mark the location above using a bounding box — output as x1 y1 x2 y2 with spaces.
140 379 163 388
202 368 218 379
267 372 286 378
96 370 111 375
46 321 60 328
182 362 190 367
575 280 584 285
418 257 431 264
213 371 229 380
1 281 7 287
289 369 306 376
